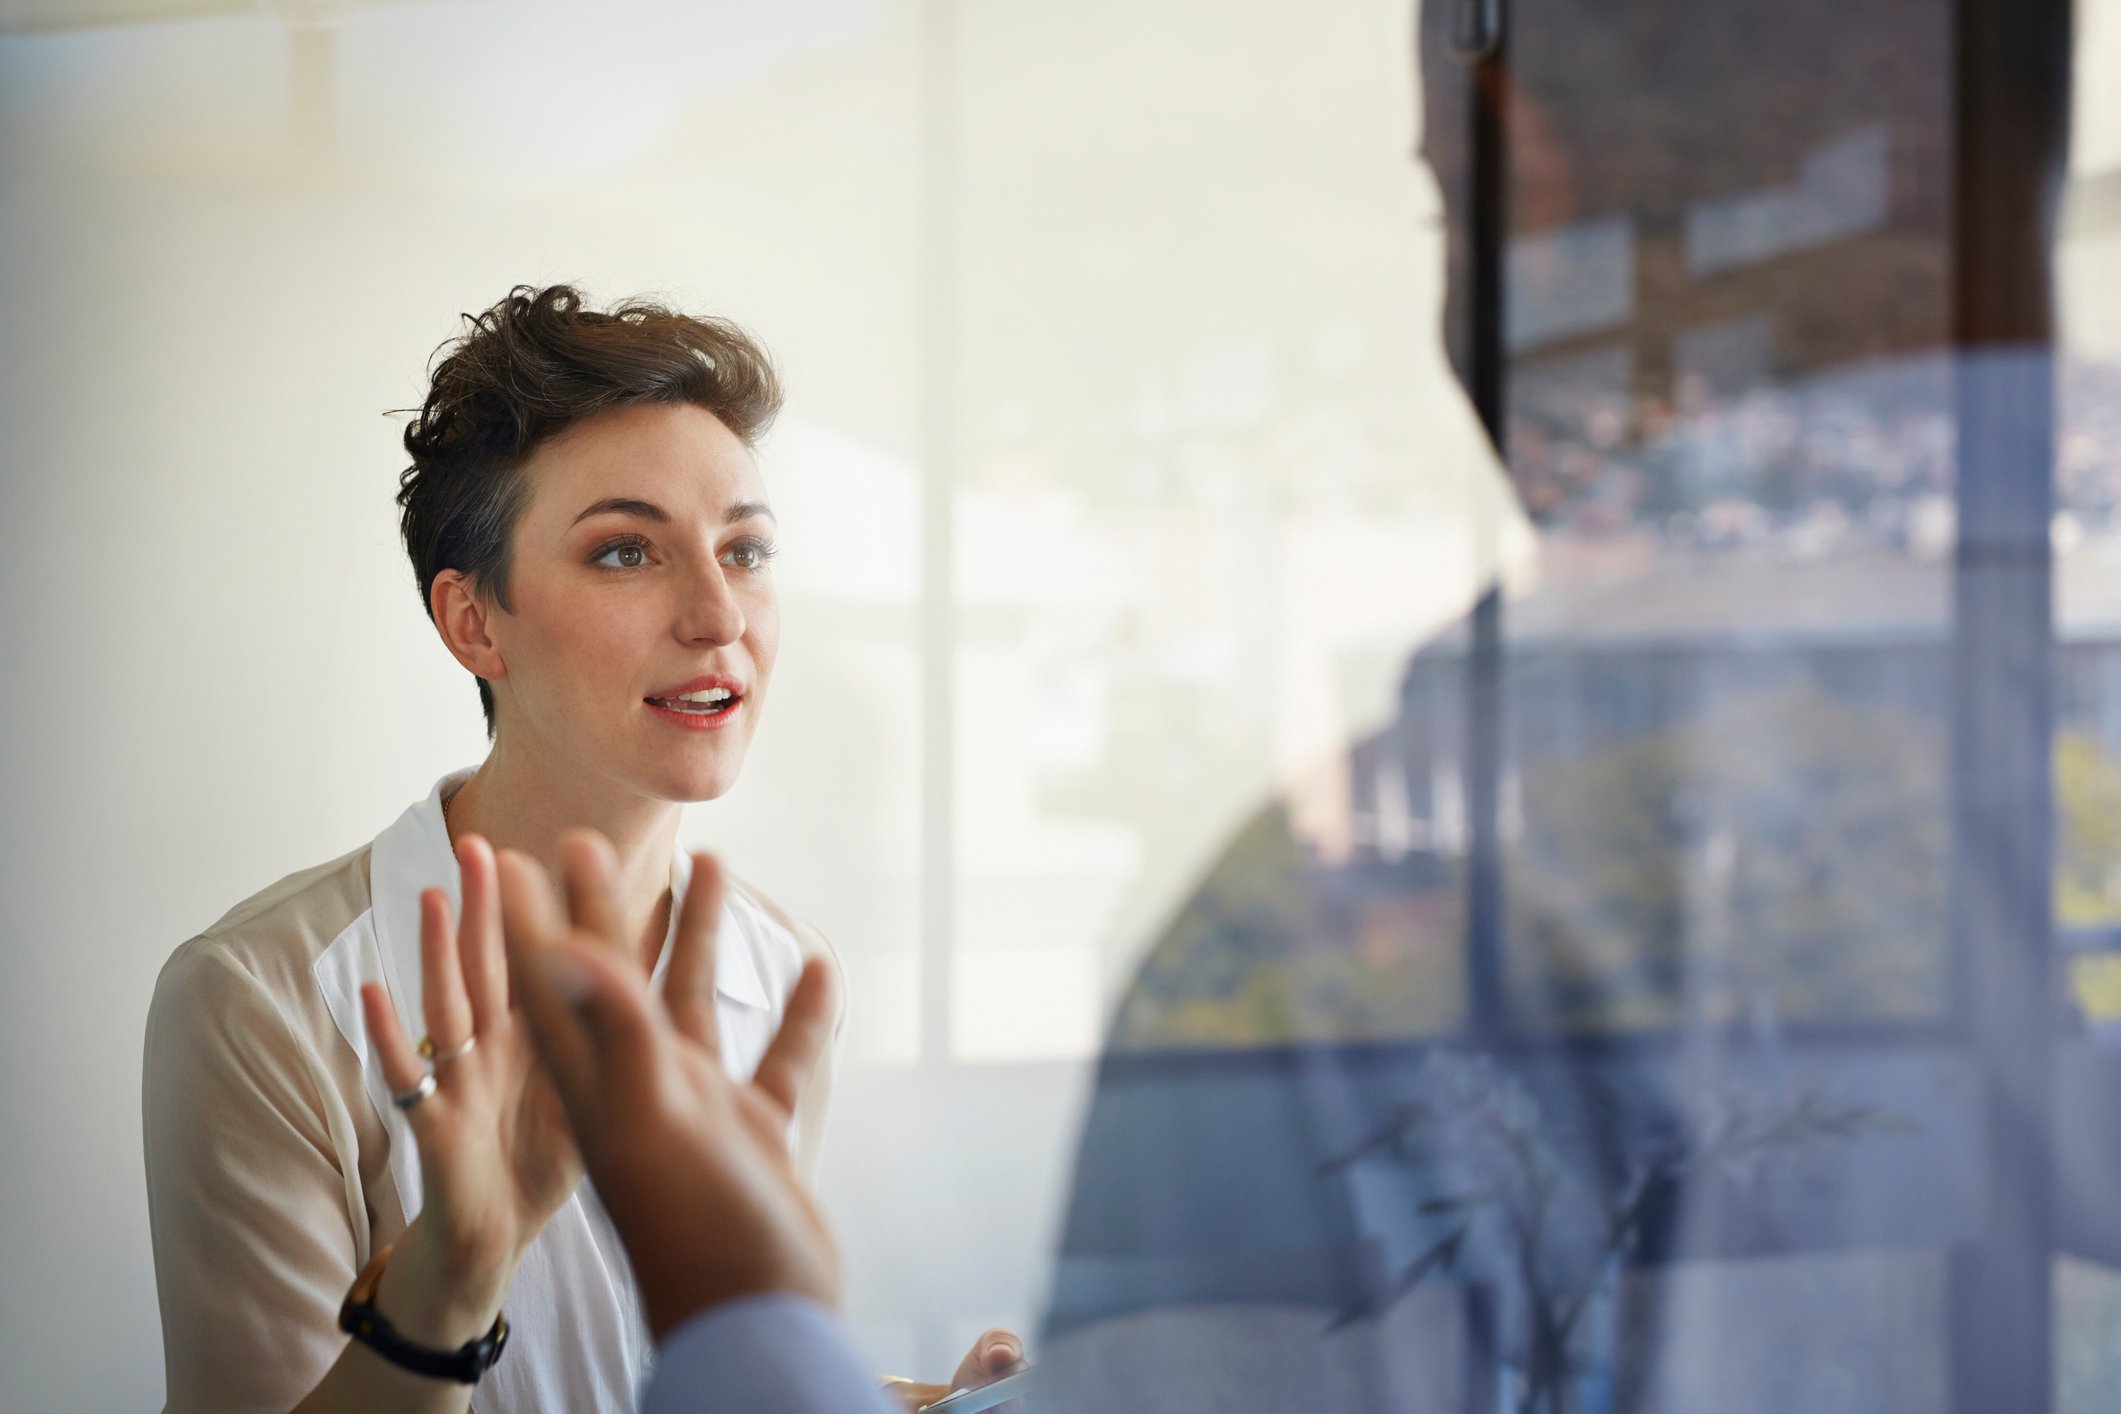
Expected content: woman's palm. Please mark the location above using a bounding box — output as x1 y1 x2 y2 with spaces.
423 1028 580 1268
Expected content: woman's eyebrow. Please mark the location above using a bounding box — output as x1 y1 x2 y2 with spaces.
569 497 775 526
572 496 669 526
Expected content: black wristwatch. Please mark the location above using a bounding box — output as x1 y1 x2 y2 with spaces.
338 1244 511 1385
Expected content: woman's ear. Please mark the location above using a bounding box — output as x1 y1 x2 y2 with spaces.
431 569 507 684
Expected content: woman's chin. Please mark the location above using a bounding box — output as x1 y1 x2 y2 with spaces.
608 718 756 804
643 754 746 805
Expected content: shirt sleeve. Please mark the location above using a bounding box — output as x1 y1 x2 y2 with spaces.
143 942 364 1413
643 1296 897 1414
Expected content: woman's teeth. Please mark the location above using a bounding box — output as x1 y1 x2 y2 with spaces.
650 688 735 714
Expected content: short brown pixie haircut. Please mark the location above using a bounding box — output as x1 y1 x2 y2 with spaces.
397 284 782 735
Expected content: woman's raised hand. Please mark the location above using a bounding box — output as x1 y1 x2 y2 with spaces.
355 834 585 1346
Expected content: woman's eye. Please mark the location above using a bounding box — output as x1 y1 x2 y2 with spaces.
595 542 649 569
722 539 777 571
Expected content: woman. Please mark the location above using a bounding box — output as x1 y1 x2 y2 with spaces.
142 286 1017 1412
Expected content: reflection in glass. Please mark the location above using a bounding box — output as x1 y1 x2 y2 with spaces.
1047 1 2087 1411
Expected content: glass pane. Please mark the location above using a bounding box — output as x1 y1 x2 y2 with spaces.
2059 0 2121 1021
2054 0 2121 1393
1048 1 2056 1410
1492 0 1956 1035
951 0 1494 1055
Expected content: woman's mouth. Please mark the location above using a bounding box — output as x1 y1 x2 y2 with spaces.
644 685 745 731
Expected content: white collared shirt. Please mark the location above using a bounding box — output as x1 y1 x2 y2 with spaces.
144 770 839 1413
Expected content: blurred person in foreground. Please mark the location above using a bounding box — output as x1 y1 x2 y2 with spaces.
142 285 1017 1412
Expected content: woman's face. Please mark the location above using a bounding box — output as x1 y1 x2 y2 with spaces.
485 401 780 804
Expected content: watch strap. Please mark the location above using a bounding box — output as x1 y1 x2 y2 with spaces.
337 1244 511 1385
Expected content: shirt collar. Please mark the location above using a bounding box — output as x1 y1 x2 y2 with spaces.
368 769 771 1032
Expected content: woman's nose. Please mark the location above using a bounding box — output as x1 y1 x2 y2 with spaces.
677 561 746 646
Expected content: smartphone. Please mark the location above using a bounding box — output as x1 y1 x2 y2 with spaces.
917 1365 1037 1413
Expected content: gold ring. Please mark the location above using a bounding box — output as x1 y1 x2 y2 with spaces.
417 1033 477 1063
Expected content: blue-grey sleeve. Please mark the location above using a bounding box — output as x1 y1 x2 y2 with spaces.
641 1294 899 1414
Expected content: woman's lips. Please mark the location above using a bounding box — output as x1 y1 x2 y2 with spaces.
643 688 745 732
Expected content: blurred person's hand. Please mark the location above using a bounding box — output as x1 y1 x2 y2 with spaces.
496 832 842 1337
358 834 583 1354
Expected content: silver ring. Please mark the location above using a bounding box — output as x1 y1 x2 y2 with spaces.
418 1033 477 1063
391 1072 437 1111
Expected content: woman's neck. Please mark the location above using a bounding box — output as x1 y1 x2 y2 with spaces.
441 740 683 968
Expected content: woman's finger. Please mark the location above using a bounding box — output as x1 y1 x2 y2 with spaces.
750 956 836 1118
454 835 508 1028
558 830 626 952
665 852 727 1053
360 982 439 1127
418 889 476 1056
